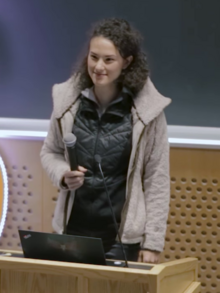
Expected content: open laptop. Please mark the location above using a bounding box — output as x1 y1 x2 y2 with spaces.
18 230 152 270
19 230 106 265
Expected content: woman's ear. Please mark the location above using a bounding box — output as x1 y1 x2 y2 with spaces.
123 56 133 69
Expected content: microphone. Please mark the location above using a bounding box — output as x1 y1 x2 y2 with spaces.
94 154 129 268
62 133 78 234
63 133 78 171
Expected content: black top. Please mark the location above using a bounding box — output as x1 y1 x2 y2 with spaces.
67 90 133 247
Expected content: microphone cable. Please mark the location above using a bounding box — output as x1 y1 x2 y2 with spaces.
95 154 129 268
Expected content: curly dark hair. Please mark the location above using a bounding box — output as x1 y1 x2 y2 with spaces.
75 18 149 95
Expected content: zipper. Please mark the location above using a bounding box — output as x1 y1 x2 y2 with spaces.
92 113 102 184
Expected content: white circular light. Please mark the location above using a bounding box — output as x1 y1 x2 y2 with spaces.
0 156 8 236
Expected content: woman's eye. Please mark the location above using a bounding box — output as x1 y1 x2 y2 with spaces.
106 58 114 62
91 55 97 60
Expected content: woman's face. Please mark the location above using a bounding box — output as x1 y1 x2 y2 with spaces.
87 36 131 88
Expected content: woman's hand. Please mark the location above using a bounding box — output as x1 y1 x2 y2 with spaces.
63 166 87 190
138 250 160 263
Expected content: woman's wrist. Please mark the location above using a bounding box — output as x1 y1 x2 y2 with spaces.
61 177 68 188
141 248 161 253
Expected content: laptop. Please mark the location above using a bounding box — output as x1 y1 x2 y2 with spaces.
19 230 106 265
18 230 152 270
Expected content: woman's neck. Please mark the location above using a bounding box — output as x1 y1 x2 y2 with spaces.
93 85 119 107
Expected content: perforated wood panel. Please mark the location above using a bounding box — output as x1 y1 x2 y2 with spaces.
161 148 220 293
0 139 55 252
0 139 45 249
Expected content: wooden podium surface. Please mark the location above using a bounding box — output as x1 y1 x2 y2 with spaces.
0 250 200 293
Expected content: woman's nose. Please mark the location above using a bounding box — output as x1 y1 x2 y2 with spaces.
95 59 105 71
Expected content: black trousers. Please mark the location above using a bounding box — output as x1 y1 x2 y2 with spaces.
105 241 140 262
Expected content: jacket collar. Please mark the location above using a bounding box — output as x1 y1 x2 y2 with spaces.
52 75 171 124
52 75 80 119
133 78 171 125
81 87 124 108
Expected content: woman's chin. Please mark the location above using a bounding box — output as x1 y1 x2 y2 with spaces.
93 80 110 87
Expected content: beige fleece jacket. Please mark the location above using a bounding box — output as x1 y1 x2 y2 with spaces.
40 76 171 252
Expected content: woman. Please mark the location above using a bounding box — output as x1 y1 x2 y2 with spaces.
41 18 171 263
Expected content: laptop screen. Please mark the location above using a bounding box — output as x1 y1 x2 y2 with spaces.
19 230 106 265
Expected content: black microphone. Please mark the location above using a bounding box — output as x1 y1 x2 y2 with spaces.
94 154 129 268
62 133 78 234
63 133 78 171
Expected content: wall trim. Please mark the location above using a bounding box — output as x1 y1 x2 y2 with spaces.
0 118 220 149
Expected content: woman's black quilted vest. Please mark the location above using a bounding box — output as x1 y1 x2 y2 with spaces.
67 93 133 244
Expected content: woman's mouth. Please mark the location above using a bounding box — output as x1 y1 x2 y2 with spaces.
94 72 107 77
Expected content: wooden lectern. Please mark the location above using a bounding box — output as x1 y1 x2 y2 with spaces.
0 250 200 293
